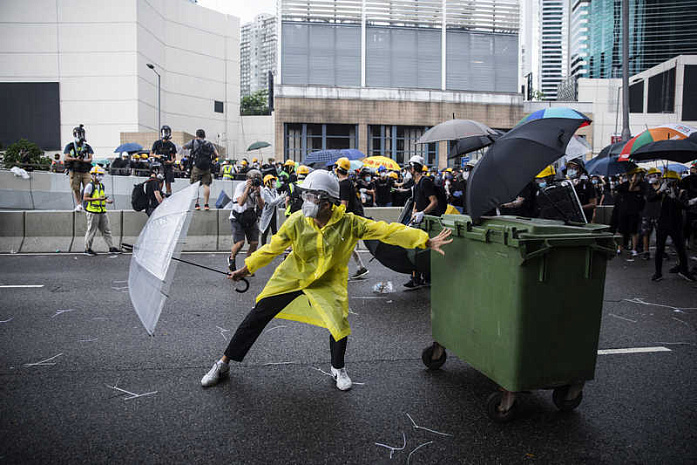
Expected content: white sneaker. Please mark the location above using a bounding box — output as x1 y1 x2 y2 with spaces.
630 250 639 257
201 360 229 387
330 366 352 391
74 205 83 212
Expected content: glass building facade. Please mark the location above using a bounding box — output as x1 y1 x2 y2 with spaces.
587 0 697 79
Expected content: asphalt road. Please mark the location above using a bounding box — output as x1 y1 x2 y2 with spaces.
0 248 695 464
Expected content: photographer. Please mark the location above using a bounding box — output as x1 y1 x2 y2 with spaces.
63 124 93 211
227 169 265 272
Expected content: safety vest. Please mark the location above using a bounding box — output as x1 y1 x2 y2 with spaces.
285 180 304 216
222 164 234 179
85 182 107 214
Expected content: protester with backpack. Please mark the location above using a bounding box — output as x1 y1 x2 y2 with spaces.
64 124 94 211
82 166 120 256
183 129 218 211
150 125 177 197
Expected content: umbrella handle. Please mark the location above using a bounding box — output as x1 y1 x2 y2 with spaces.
235 278 250 293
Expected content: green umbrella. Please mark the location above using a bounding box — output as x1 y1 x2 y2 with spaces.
247 141 271 151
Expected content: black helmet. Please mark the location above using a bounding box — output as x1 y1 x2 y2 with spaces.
161 125 172 140
73 124 86 143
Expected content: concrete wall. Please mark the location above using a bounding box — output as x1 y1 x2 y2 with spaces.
0 0 241 157
238 116 275 162
0 207 406 253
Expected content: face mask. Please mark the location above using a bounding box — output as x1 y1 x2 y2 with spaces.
96 175 104 182
302 200 320 218
591 179 598 185
365 176 372 182
567 169 578 178
380 172 386 178
537 181 547 189
649 177 659 184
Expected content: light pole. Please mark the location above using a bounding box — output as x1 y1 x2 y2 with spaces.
146 63 161 131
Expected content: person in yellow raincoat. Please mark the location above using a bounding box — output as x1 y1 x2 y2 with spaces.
201 169 452 390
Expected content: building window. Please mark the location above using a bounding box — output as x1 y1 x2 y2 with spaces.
368 125 437 167
629 81 644 113
283 123 357 161
647 68 676 114
214 100 224 113
683 65 697 121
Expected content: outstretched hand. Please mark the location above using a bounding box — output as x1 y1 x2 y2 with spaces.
426 228 453 256
228 265 249 281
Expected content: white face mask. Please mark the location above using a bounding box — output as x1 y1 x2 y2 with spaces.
96 175 104 182
567 169 578 178
302 200 320 218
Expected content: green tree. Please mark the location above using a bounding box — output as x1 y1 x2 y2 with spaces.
240 89 269 116
3 139 51 170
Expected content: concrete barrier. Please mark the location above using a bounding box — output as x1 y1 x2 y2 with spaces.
182 209 219 251
217 209 233 252
0 211 24 253
70 211 123 252
121 210 148 248
21 210 74 253
594 205 614 225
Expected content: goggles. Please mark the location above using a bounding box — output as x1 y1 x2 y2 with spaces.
301 191 322 203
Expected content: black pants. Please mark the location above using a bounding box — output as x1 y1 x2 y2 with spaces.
261 212 278 245
655 227 689 275
224 290 348 368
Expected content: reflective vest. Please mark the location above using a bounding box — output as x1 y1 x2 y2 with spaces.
85 182 107 213
222 164 234 179
285 180 304 216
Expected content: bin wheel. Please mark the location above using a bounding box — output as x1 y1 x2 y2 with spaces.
486 392 517 423
421 344 447 370
552 386 583 411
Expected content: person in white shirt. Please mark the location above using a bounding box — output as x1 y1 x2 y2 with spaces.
259 174 285 245
227 169 265 272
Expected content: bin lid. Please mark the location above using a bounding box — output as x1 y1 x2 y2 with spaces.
437 214 612 239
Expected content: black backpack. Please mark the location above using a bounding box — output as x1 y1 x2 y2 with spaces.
131 181 149 211
191 139 214 170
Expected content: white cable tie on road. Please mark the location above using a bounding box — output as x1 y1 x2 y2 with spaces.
375 432 406 459
406 441 433 465
111 286 129 291
51 309 75 318
24 353 63 367
78 337 98 343
216 326 230 340
405 413 453 437
264 325 287 333
597 347 671 355
609 313 637 323
106 382 158 401
623 297 696 314
263 361 296 366
0 317 13 324
671 317 692 329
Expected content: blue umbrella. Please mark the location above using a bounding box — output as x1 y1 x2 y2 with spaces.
660 163 689 174
114 142 144 154
305 149 364 165
586 156 637 177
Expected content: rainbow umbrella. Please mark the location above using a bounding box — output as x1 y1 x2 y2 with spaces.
362 156 401 171
516 107 591 128
618 124 697 162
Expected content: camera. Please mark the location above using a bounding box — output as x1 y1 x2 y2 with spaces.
251 177 262 187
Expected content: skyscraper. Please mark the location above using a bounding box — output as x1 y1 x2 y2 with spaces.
240 14 277 97
539 0 568 100
569 0 590 79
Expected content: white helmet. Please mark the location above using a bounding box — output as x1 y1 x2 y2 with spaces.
408 155 425 165
300 169 340 201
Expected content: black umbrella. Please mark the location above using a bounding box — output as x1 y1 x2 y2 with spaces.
596 141 624 160
364 240 430 275
448 130 504 159
466 112 591 219
620 133 697 163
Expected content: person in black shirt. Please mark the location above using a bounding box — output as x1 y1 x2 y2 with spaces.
681 161 697 251
151 125 178 196
565 158 597 222
335 157 368 279
145 171 164 217
63 124 94 211
357 168 376 207
374 166 393 207
500 182 537 217
614 167 646 257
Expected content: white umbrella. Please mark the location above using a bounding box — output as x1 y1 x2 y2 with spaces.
128 182 248 335
562 136 592 163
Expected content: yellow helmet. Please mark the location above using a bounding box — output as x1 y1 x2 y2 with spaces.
284 159 295 167
628 167 646 176
647 167 661 175
388 171 399 179
335 157 351 172
297 165 310 176
536 165 556 178
444 167 453 173
252 158 258 163
90 165 105 175
241 159 248 166
263 174 277 185
422 165 428 172
663 170 680 180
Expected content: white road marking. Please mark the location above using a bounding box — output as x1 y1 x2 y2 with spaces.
0 285 44 288
597 346 671 355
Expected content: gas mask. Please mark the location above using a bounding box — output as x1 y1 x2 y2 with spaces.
301 191 322 218
648 176 659 184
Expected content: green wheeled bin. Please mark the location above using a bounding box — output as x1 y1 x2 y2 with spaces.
421 214 616 422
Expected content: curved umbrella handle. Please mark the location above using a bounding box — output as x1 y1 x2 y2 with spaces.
235 278 250 293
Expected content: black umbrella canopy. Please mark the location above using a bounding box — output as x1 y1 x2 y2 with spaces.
448 130 504 159
623 133 697 163
596 141 625 160
364 240 430 275
466 117 590 219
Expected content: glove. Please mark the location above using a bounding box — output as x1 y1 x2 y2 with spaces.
412 211 424 224
659 182 668 193
689 198 697 207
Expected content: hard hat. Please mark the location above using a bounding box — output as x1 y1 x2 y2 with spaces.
284 159 295 167
422 165 428 172
297 165 310 176
263 174 277 185
536 165 556 178
388 172 399 179
567 158 585 169
377 165 387 172
246 169 262 179
663 170 680 180
335 157 351 172
444 167 453 173
300 169 340 201
252 158 258 163
409 155 425 166
90 165 105 175
160 125 172 140
647 167 660 175
241 159 248 166
628 167 646 176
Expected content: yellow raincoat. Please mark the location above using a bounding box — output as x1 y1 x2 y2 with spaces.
245 205 429 341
